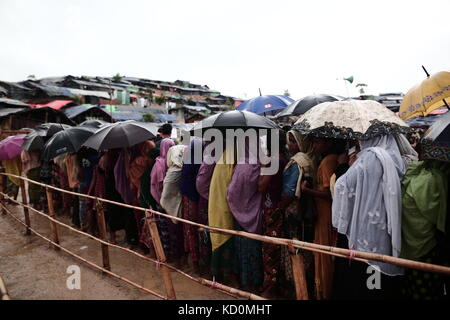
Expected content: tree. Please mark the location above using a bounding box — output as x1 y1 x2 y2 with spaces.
145 88 153 103
71 95 83 105
142 112 156 122
112 73 123 83
284 89 290 97
27 75 36 80
155 95 167 105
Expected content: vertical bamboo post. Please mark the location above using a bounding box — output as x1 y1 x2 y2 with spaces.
110 231 117 244
145 210 176 300
289 244 309 300
0 169 6 215
19 179 31 235
96 201 111 271
46 187 60 250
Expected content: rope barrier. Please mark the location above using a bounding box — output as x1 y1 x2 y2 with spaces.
2 172 449 276
0 202 167 300
0 192 255 300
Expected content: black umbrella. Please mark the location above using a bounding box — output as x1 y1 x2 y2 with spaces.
191 110 279 135
421 111 450 162
42 127 96 160
275 94 343 118
22 123 72 151
79 119 110 130
82 120 157 151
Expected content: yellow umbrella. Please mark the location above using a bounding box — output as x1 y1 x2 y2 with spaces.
399 70 450 120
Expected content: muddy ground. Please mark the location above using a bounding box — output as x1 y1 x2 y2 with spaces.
0 199 235 300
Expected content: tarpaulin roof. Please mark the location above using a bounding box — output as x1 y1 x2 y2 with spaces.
63 105 113 121
156 114 177 122
0 107 27 119
27 82 76 97
66 88 111 99
111 112 143 122
30 100 74 110
0 98 29 107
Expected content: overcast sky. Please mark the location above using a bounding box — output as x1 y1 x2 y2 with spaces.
1 0 449 99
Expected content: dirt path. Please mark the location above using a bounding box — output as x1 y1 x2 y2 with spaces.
0 202 235 300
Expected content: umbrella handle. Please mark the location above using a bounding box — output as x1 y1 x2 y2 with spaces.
443 98 450 110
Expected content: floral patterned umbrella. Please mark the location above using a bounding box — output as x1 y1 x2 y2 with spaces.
293 100 409 140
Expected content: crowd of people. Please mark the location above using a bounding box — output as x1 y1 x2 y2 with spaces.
3 121 450 300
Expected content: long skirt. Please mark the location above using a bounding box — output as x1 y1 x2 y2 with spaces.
182 196 200 267
168 218 185 261
156 206 171 257
234 224 263 288
198 197 211 271
262 194 284 294
402 247 448 300
211 238 235 280
27 167 42 205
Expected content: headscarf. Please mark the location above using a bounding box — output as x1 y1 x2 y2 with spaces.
195 141 217 200
179 139 202 201
285 130 316 198
114 148 133 204
160 145 186 218
129 140 156 193
394 134 419 166
332 134 405 276
227 142 263 234
21 150 40 175
66 154 80 189
208 149 235 251
150 138 175 204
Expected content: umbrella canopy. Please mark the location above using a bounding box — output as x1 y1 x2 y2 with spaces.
399 70 450 120
275 94 343 118
421 111 450 162
42 127 97 161
235 95 294 115
22 123 73 151
82 120 157 151
79 119 110 130
191 110 279 136
0 134 26 160
293 100 409 140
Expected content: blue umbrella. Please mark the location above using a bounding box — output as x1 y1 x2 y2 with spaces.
236 95 294 115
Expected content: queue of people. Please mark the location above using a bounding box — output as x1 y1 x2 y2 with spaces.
3 121 449 300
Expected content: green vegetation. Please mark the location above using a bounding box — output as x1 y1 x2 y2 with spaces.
143 112 156 122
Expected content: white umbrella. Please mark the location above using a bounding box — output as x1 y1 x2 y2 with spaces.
293 100 409 140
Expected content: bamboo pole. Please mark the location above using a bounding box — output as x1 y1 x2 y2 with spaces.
45 187 60 250
3 172 450 277
1 195 262 300
19 179 31 235
96 201 110 271
289 244 309 300
0 275 10 300
144 210 177 300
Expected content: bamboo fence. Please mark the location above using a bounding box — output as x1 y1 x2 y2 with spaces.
0 274 10 300
1 171 450 301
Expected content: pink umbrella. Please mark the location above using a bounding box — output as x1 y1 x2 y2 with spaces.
0 134 26 160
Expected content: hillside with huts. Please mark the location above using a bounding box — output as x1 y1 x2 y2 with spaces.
0 75 242 138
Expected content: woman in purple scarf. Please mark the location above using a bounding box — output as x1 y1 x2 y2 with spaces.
227 140 264 291
150 138 175 257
